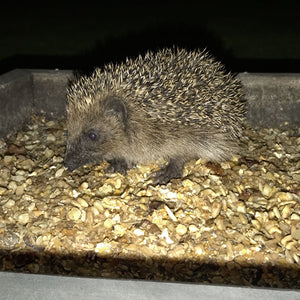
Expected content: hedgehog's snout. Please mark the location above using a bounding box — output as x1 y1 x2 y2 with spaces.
64 147 81 172
64 155 77 172
64 144 98 171
64 162 75 172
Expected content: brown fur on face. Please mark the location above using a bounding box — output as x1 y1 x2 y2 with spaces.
65 48 245 184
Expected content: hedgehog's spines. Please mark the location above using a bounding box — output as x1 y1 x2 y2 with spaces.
68 48 244 135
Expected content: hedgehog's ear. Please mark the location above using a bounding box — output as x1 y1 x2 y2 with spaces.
104 96 128 126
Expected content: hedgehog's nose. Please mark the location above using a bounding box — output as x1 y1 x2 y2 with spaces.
64 153 77 172
64 160 76 172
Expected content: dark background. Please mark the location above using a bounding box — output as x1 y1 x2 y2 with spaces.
1 0 300 75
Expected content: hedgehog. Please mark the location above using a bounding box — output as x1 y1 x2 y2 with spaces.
64 48 245 185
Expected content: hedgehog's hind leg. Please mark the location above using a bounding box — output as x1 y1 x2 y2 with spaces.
150 158 184 185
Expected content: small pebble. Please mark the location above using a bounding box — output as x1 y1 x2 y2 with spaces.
55 167 65 178
189 225 198 233
211 202 221 218
133 229 144 236
4 199 15 208
4 156 13 164
18 213 30 225
77 198 89 208
103 218 114 229
68 207 81 221
8 181 17 192
44 148 54 158
98 183 114 196
176 224 187 235
46 134 56 142
95 242 112 255
291 229 300 240
15 185 24 196
114 224 127 236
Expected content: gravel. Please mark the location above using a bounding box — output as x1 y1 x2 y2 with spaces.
0 115 299 288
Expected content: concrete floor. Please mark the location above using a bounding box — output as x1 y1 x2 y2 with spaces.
1 272 299 300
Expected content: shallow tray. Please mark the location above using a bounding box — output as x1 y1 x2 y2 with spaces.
0 69 299 299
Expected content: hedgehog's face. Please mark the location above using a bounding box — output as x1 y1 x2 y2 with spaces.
64 95 128 171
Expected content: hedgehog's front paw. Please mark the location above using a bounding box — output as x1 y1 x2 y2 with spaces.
106 158 129 175
149 158 183 185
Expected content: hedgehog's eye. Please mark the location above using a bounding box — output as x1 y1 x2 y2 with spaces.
88 131 98 141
